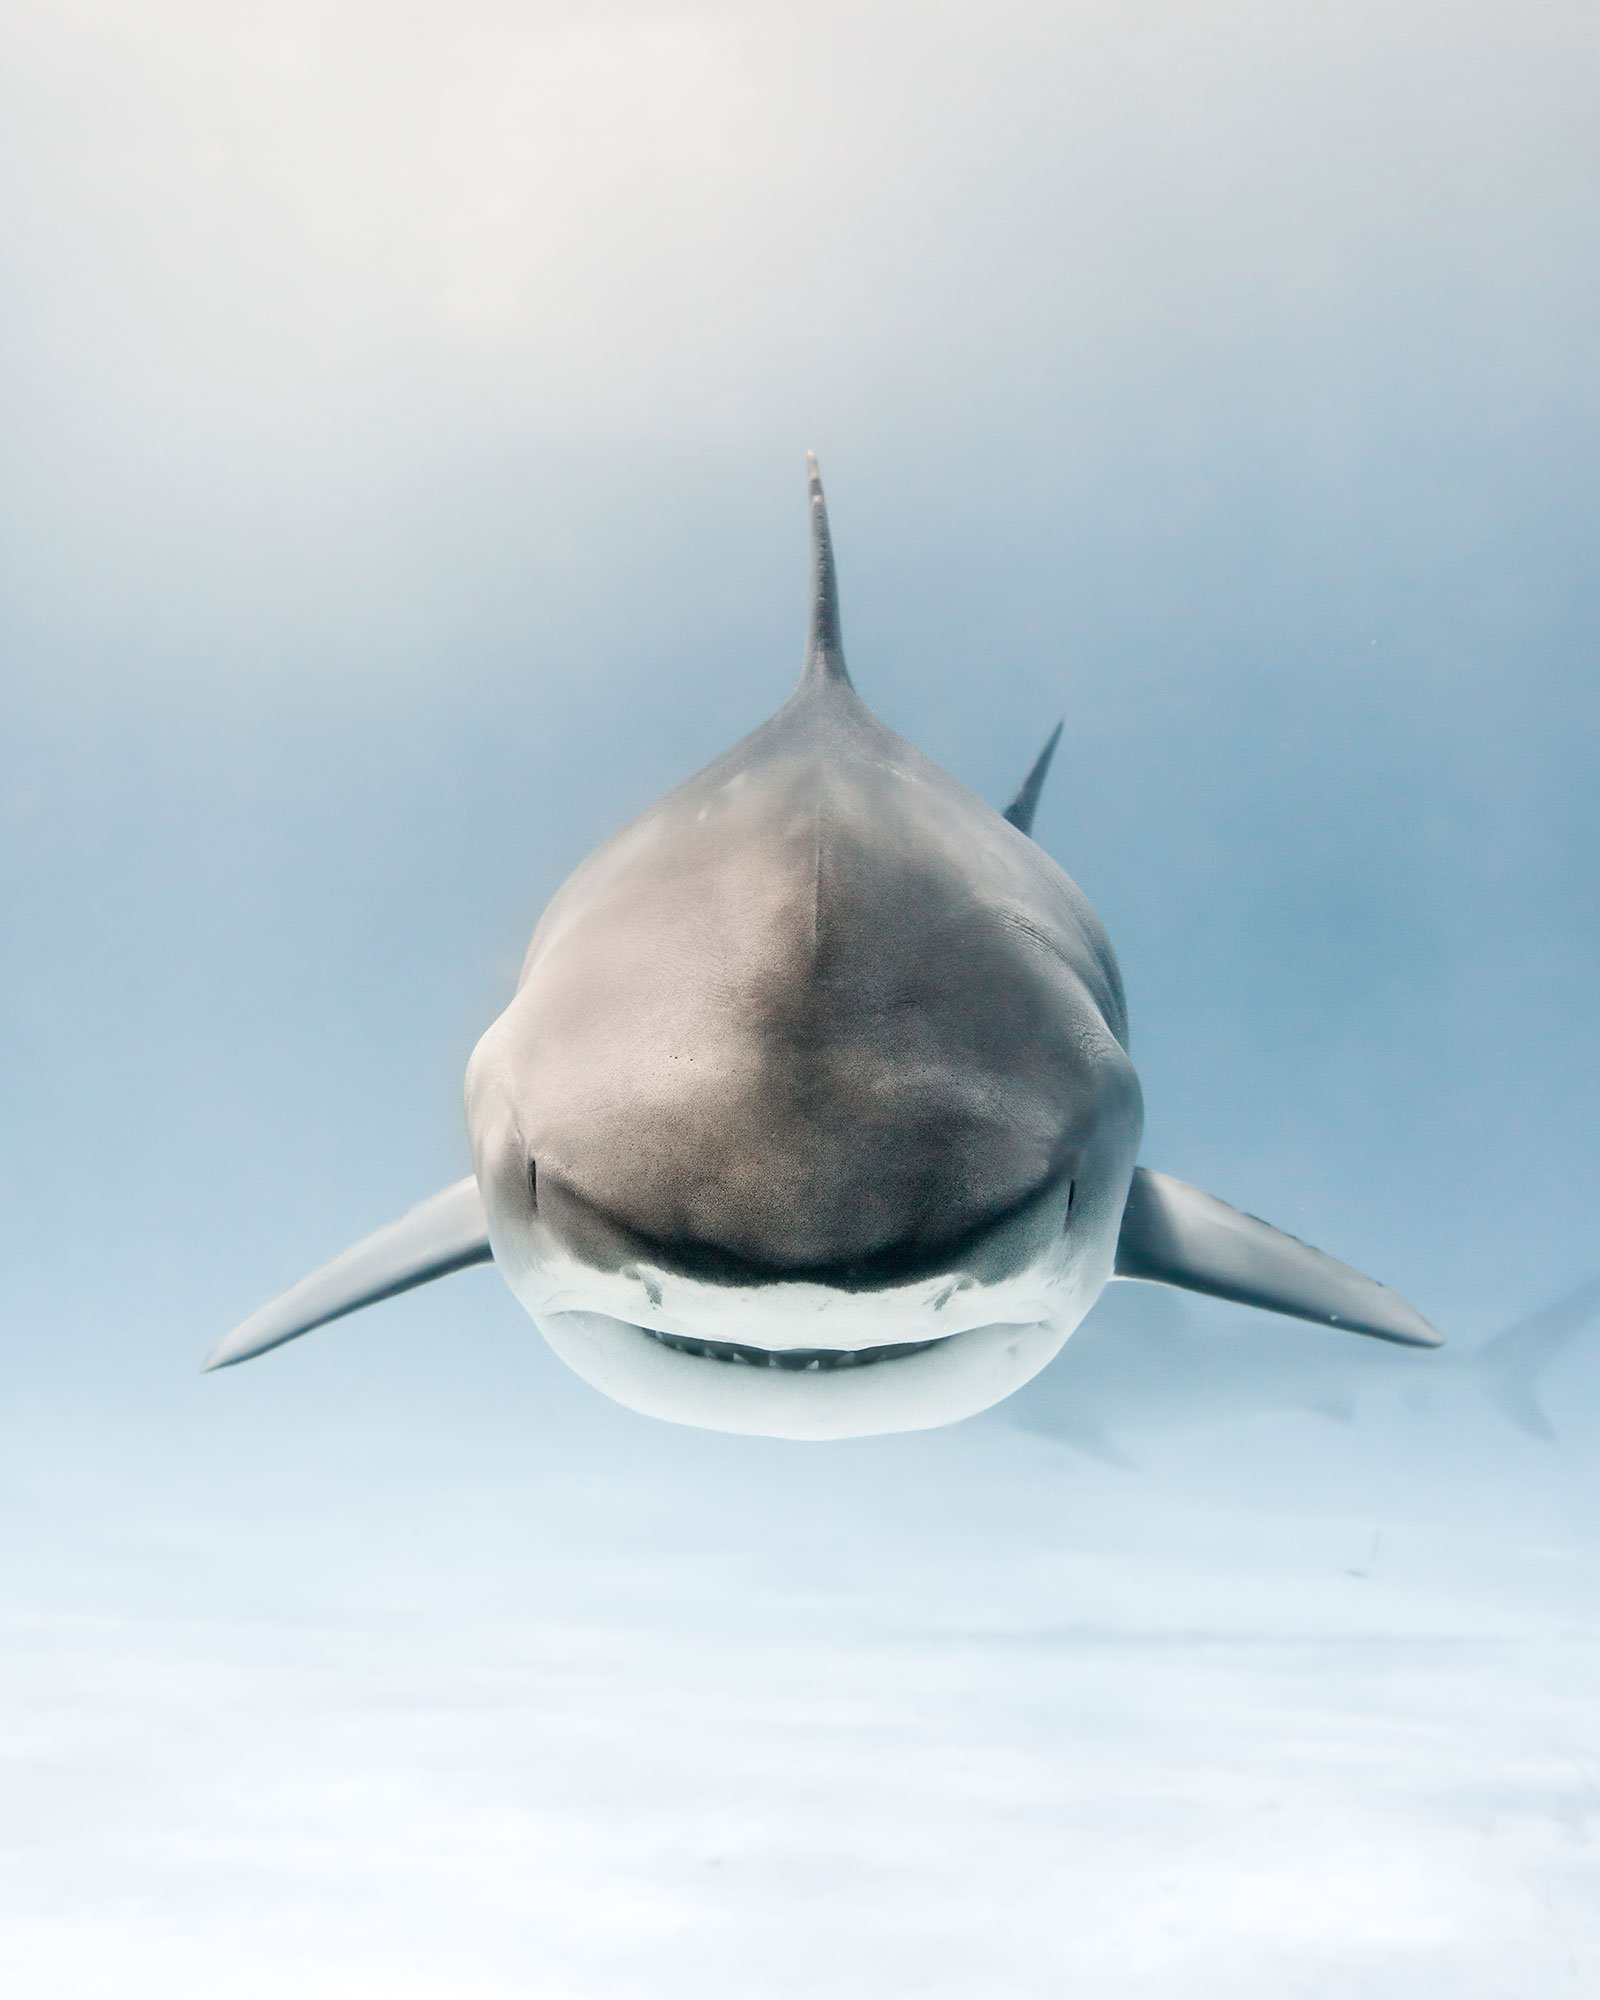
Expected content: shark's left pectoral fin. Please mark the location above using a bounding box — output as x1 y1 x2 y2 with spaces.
203 1175 493 1371
1114 1167 1442 1348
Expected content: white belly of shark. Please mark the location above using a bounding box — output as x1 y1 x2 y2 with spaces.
205 458 1442 1439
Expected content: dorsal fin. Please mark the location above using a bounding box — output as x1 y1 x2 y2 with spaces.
1003 720 1064 836
801 451 852 688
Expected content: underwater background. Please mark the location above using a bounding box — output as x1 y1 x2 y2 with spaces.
3 3 1598 1992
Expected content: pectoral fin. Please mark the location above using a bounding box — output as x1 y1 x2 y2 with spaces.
1114 1168 1442 1348
203 1175 493 1371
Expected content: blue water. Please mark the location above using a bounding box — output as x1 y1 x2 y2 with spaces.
3 5 1597 1992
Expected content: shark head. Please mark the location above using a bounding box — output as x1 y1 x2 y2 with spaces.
465 459 1143 1437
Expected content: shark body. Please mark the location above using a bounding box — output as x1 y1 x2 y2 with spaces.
206 459 1441 1438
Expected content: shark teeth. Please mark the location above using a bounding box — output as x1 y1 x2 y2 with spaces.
640 1326 940 1370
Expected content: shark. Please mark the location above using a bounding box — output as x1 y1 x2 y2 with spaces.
205 457 1442 1439
1000 1273 1600 1464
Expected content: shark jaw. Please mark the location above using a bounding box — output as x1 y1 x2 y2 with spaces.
532 1307 1070 1439
487 1183 1107 1439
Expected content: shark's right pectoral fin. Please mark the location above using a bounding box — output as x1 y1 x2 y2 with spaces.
203 1175 493 1371
1114 1167 1442 1348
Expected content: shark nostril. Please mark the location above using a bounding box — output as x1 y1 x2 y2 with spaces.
529 1159 538 1209
1064 1180 1076 1231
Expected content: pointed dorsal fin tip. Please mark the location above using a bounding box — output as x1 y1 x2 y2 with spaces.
800 450 852 689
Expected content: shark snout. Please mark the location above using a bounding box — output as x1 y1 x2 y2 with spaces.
526 1151 1078 1301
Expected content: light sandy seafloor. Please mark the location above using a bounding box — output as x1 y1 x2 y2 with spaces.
3 1331 1598 2000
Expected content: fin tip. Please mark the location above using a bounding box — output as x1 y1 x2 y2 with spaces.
799 450 849 686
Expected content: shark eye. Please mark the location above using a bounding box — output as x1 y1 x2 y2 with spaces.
529 1159 539 1208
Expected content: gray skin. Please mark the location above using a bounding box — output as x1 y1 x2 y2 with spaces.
205 457 1441 1439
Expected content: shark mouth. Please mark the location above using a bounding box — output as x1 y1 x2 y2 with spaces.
533 1306 1068 1439
637 1326 941 1370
